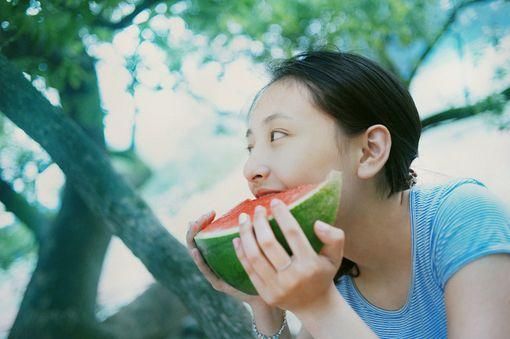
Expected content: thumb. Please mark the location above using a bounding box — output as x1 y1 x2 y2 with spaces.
314 220 345 266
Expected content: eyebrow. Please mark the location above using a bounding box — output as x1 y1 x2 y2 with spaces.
245 113 292 138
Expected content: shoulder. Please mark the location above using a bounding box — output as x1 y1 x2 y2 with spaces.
414 177 485 205
424 178 510 290
436 178 503 211
412 177 508 224
432 178 509 231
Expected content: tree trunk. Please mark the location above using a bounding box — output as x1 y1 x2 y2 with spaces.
8 184 114 339
0 53 254 338
8 54 114 339
101 283 204 339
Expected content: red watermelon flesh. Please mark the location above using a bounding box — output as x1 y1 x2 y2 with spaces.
201 183 316 235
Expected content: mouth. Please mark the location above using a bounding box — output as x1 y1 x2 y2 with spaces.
254 190 282 199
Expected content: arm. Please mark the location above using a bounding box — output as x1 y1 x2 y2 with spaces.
250 302 292 339
445 253 510 339
296 328 314 339
296 329 314 339
293 284 378 339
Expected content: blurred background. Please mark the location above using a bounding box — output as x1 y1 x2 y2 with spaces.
0 0 509 338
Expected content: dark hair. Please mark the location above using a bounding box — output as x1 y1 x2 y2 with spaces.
267 50 421 281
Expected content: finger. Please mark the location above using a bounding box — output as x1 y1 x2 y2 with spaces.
190 248 228 290
270 199 314 257
192 247 253 298
252 205 292 271
186 211 216 250
233 237 267 294
314 220 345 266
238 212 277 282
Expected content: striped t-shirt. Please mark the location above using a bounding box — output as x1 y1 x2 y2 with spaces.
335 179 510 338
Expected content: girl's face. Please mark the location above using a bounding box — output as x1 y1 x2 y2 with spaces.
244 79 354 198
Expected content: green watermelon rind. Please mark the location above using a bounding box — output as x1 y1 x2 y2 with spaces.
194 171 342 295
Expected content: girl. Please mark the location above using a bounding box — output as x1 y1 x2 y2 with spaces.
186 50 510 338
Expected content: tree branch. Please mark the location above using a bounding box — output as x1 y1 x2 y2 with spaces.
422 86 510 130
0 53 253 338
407 0 493 84
0 176 48 242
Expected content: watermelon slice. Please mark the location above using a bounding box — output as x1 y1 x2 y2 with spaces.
194 170 342 295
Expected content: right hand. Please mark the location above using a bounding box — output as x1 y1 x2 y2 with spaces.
186 211 267 307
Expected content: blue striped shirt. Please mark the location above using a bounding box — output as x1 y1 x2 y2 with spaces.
336 179 510 338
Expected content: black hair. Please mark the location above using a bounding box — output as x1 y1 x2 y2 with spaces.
266 50 422 281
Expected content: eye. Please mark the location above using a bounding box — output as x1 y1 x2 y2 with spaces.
271 130 287 142
246 130 287 154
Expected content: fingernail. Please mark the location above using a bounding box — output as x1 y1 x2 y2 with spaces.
239 213 249 225
316 220 328 232
271 199 281 207
255 205 265 213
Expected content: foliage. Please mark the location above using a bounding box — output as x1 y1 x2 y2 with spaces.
182 0 439 76
1 0 508 94
0 222 36 270
0 120 53 204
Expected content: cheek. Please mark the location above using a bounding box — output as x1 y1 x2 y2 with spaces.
304 136 343 168
271 141 342 186
266 149 307 186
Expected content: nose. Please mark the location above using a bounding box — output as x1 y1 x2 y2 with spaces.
243 160 270 185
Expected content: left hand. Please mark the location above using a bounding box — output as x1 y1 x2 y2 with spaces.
233 198 345 314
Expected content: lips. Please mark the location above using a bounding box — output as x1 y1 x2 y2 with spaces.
254 189 282 199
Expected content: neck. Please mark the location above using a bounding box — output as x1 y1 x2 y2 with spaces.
336 186 412 280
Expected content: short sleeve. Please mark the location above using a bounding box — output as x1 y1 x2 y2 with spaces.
431 181 510 290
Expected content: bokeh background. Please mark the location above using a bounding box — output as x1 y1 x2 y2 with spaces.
1 0 509 338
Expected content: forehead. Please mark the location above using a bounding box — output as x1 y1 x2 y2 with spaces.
247 80 317 126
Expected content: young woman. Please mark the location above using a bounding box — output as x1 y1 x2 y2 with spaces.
186 50 510 338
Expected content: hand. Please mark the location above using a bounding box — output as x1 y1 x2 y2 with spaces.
233 198 345 314
185 211 268 307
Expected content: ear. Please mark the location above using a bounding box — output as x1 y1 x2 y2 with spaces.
357 124 391 180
